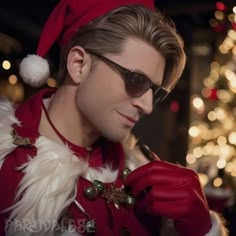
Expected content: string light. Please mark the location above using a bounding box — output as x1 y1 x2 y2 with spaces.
2 60 11 70
8 74 17 85
213 177 223 187
47 77 57 88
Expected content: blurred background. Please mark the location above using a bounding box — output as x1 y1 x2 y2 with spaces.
1 0 236 234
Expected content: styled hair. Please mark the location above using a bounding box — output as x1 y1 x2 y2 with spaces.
57 4 186 91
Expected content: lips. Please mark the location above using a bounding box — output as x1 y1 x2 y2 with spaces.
118 112 138 127
123 114 137 123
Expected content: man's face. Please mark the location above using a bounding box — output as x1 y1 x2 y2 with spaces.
75 38 165 142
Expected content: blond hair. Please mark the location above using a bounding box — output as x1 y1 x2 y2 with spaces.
58 4 186 91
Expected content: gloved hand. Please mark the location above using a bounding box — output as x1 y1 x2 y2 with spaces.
125 160 212 236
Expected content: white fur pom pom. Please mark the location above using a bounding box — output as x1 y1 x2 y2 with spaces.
19 54 50 87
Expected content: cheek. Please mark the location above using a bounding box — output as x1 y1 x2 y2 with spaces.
75 76 116 124
77 71 127 112
75 76 131 141
77 78 110 110
76 85 103 119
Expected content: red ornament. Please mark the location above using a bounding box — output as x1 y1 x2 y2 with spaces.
216 1 225 11
208 88 218 100
170 101 179 112
232 23 236 31
213 23 226 33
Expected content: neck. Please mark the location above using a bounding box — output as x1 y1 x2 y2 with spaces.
39 85 100 147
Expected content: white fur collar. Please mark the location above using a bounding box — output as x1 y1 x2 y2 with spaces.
0 97 20 169
0 97 118 235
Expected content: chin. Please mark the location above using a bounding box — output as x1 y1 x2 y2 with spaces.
103 131 130 143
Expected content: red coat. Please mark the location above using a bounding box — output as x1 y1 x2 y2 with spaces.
0 89 160 236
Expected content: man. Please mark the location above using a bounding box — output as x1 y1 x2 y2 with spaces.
0 0 228 235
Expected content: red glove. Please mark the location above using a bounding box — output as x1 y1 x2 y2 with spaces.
125 160 212 236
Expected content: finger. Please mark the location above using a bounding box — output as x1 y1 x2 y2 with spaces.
128 173 180 197
146 199 185 218
143 186 201 216
125 160 185 186
126 163 200 198
137 194 185 218
146 186 188 201
135 185 186 208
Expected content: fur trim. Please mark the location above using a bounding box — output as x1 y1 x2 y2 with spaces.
123 134 149 171
7 137 88 221
205 211 229 236
125 146 149 171
159 211 229 236
60 232 81 236
0 98 118 235
4 137 118 234
0 97 19 169
5 224 81 236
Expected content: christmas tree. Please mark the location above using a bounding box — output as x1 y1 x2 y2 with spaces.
187 1 236 214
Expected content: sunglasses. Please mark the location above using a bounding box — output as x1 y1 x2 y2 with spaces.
86 49 168 106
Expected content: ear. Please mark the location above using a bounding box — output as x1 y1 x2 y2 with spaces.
67 46 92 84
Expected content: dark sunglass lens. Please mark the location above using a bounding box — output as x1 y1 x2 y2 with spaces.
124 72 150 97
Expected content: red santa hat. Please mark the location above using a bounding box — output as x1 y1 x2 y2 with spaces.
19 0 154 87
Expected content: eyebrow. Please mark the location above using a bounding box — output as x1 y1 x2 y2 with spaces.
130 68 150 79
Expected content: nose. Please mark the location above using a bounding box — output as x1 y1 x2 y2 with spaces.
131 89 153 114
